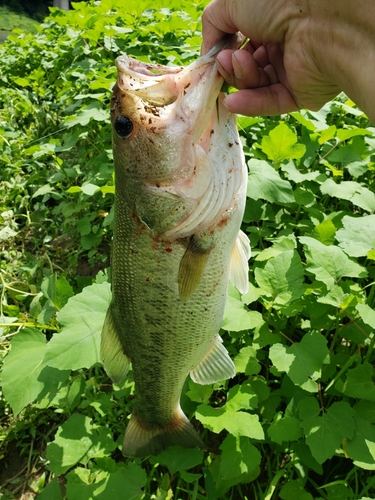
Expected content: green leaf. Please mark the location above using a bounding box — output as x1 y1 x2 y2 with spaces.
37 478 63 500
311 219 336 245
260 123 306 164
219 435 261 481
2 328 47 415
247 159 295 204
222 294 263 332
234 346 261 375
336 215 375 257
341 363 375 401
320 179 375 212
195 404 264 439
356 303 375 329
300 236 367 288
300 402 355 464
95 464 147 500
46 413 116 474
269 332 330 392
41 274 74 311
44 282 111 370
346 416 375 470
226 383 258 411
280 479 313 500
254 250 305 306
152 446 204 474
268 415 303 444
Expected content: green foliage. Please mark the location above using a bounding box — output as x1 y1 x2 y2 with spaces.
1 0 375 499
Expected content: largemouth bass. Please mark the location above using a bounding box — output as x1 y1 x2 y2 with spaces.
101 38 250 458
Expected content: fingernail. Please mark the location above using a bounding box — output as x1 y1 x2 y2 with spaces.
216 59 231 82
232 54 243 80
222 96 230 111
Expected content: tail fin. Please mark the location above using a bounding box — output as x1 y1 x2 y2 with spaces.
122 410 205 458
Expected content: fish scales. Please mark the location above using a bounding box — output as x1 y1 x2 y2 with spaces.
101 36 251 458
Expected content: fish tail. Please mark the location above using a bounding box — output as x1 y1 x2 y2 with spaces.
122 410 205 457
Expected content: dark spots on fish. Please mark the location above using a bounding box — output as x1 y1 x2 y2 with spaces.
120 93 125 98
148 118 152 124
228 143 233 148
146 277 150 282
218 216 229 228
111 95 116 101
184 83 190 90
166 248 172 253
110 107 115 113
156 181 160 188
131 248 139 254
235 140 239 145
210 129 214 135
148 137 155 145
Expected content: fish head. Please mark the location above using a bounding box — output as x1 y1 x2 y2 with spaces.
111 37 240 187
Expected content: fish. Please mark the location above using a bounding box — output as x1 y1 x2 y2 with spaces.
100 37 251 458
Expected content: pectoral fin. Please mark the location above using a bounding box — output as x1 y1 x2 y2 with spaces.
229 230 251 295
178 235 212 301
190 334 236 384
100 305 130 384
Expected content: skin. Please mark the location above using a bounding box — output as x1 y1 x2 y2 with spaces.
201 0 375 122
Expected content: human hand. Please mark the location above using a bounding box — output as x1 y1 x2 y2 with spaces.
202 0 342 116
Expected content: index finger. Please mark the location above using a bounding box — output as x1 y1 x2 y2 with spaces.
201 0 238 54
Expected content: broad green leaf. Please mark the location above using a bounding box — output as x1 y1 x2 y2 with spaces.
152 446 204 475
318 125 336 145
269 332 330 392
95 464 147 500
280 479 313 500
255 236 296 261
336 215 375 257
219 435 261 481
317 285 355 310
195 404 264 439
44 282 111 370
311 219 336 246
2 328 47 415
223 294 263 332
341 363 375 400
254 250 305 306
186 379 214 404
320 179 375 212
46 413 116 474
356 303 375 329
300 402 355 464
234 346 261 376
37 478 63 500
226 383 258 412
260 123 306 164
300 236 367 288
247 159 295 204
346 417 375 470
268 415 303 444
41 274 74 311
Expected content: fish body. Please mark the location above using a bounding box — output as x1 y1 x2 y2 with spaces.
101 39 250 458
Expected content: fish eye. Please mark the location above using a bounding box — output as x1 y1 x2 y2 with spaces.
114 116 133 138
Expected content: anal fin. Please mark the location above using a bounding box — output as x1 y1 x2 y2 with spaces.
229 229 251 295
100 305 130 384
178 235 212 301
190 334 236 385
